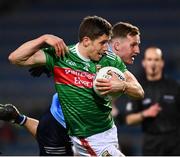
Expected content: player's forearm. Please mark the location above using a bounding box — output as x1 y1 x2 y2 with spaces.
24 117 39 137
126 112 144 125
123 71 144 99
124 81 144 99
8 36 45 66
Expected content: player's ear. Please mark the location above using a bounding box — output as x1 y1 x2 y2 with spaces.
82 36 91 47
114 41 120 51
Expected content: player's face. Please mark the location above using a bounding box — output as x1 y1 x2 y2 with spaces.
142 48 164 76
116 34 140 64
88 34 109 61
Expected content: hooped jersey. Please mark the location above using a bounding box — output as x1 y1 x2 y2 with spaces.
43 43 127 137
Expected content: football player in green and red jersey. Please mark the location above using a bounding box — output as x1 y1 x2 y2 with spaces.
8 16 143 156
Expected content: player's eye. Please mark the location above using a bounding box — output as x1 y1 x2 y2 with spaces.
100 40 108 45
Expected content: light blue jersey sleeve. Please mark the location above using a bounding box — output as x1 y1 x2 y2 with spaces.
50 93 66 128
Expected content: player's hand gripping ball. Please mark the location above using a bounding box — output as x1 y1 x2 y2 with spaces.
93 66 125 98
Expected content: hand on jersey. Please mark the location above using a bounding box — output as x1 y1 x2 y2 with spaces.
42 34 69 57
95 70 126 96
142 103 162 118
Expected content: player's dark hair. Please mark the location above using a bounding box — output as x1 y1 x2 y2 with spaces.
112 22 140 39
78 15 112 42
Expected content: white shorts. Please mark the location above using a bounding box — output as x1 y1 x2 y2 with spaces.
70 125 125 156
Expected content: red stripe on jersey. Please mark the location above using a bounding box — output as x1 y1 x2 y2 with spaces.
80 138 97 156
54 66 96 88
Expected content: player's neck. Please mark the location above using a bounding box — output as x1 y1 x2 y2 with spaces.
77 42 90 61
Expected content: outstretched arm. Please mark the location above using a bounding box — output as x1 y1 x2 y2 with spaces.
24 117 39 137
8 34 68 66
0 104 38 137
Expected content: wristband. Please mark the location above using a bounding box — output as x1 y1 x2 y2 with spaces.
19 115 27 125
15 115 27 125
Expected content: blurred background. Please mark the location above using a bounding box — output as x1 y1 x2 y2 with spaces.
0 0 180 155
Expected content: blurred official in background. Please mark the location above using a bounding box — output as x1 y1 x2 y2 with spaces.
125 47 180 155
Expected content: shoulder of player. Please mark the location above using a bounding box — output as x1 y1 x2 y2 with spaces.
68 44 76 53
104 51 119 61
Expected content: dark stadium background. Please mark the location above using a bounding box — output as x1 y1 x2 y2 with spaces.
0 0 180 155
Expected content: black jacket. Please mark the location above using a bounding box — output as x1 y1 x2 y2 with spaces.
125 76 180 134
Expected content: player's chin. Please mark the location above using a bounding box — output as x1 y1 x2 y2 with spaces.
93 57 101 61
